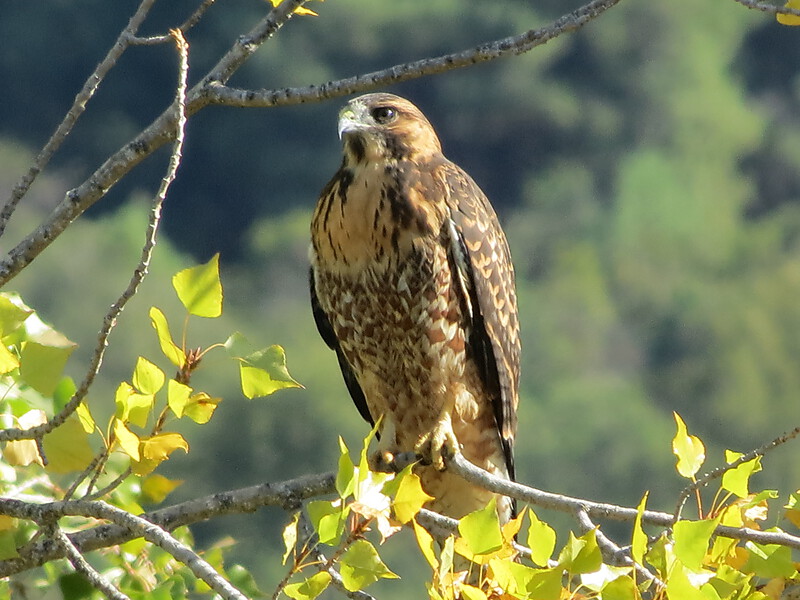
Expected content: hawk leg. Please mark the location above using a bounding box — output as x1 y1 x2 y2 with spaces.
414 411 459 471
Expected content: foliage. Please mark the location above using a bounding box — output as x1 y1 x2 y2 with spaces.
0 257 298 597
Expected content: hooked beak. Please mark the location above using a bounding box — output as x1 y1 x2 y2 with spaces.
337 107 362 139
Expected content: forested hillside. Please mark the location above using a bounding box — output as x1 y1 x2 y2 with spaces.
2 0 800 594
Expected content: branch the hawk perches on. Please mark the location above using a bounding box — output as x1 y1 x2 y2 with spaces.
309 93 520 521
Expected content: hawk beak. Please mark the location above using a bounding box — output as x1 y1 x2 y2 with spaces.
337 107 361 140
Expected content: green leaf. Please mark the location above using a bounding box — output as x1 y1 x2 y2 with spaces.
0 530 19 560
149 306 185 367
558 529 602 574
115 382 154 429
602 576 640 600
392 472 433 524
238 345 302 398
458 497 504 556
0 345 18 374
665 561 708 600
721 450 762 498
283 571 331 600
132 356 165 395
0 293 32 337
526 509 557 567
43 416 94 473
307 500 347 545
172 254 223 317
525 567 562 600
743 541 796 578
167 379 192 418
75 402 95 433
59 571 95 600
673 518 719 571
336 437 355 498
632 491 649 564
339 539 398 591
19 340 76 396
672 412 705 479
182 392 220 424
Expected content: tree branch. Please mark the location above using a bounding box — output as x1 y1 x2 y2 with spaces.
733 0 800 17
0 0 157 239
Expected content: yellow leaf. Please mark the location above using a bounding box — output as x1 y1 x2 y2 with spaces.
76 402 95 433
140 432 189 461
141 473 183 503
0 344 18 373
392 472 433 523
149 306 185 368
672 412 705 479
412 518 439 570
43 415 95 473
3 410 46 467
778 0 800 25
167 379 192 418
182 392 220 424
632 491 649 564
114 418 140 460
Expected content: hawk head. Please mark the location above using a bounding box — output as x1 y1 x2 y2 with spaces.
337 93 443 165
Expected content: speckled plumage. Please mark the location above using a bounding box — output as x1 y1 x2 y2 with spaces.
309 93 520 521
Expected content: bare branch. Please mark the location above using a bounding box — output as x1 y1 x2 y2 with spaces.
202 0 624 109
53 525 131 600
0 0 157 238
0 27 191 445
672 424 800 522
733 0 800 16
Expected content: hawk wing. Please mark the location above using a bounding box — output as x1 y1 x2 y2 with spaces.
309 268 374 427
439 162 520 481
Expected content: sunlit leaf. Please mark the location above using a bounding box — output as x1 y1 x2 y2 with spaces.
307 499 347 546
0 345 18 374
282 512 299 565
412 519 438 570
114 382 154 429
267 0 322 17
52 376 76 412
459 584 487 600
339 539 399 591
19 340 76 396
743 541 796 578
336 437 355 498
238 345 302 398
602 575 640 600
439 535 454 581
182 392 220 424
392 472 433 523
140 432 189 462
777 0 800 25
172 254 223 317
114 418 140 460
3 409 46 466
0 293 33 336
558 529 602 574
141 473 183 504
132 356 165 395
672 412 705 479
673 518 719 571
167 379 192 418
632 491 649 564
721 450 761 498
458 498 503 556
43 415 95 473
0 531 18 560
527 508 557 567
149 306 185 367
665 561 709 600
283 571 331 600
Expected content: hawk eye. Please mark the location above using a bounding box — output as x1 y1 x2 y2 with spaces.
371 106 396 124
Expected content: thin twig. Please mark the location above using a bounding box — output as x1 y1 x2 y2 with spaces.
0 26 191 446
672 425 800 523
129 0 219 45
0 0 157 238
53 525 131 600
733 0 800 16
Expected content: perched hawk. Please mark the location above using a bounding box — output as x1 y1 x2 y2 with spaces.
309 93 520 521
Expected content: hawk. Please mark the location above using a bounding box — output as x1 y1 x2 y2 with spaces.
309 93 520 522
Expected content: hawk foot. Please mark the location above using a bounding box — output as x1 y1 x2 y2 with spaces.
415 420 459 471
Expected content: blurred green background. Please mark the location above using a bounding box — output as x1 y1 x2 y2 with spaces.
3 0 800 595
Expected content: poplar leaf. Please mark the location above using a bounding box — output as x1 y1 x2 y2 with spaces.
140 432 188 461
167 379 192 418
132 356 165 395
527 509 557 567
721 450 762 498
3 409 47 467
114 418 140 460
19 340 75 396
0 345 18 373
76 402 95 433
632 492 649 564
336 437 355 498
149 307 184 367
307 499 347 545
141 473 183 503
43 415 94 473
777 0 800 25
339 539 398 591
412 519 438 570
182 392 220 424
458 498 503 556
672 412 705 478
459 585 487 600
283 572 330 600
282 512 300 565
0 293 32 336
172 254 223 317
558 529 602 574
673 518 719 571
392 472 433 523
